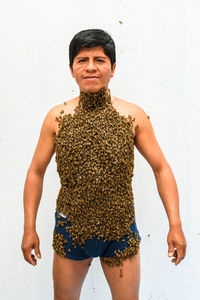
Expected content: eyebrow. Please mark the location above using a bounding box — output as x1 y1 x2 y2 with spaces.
76 56 106 60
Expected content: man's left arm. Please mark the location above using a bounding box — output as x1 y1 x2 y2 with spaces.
132 106 187 266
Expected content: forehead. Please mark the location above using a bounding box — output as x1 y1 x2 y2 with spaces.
75 46 106 58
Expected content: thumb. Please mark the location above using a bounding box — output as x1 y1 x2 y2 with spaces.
34 243 41 259
168 245 174 257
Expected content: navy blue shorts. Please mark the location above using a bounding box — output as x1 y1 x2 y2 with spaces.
53 210 141 261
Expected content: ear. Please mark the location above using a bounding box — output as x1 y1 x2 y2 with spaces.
110 63 116 78
69 64 75 78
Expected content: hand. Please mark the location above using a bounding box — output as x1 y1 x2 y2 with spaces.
167 225 187 266
21 229 41 266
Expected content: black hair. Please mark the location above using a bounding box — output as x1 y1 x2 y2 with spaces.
69 29 116 69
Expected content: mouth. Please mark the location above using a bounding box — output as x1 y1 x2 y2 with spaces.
84 76 99 80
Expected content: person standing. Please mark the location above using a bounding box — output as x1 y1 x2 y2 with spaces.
21 29 187 300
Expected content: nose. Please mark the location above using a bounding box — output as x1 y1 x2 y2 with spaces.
86 59 97 71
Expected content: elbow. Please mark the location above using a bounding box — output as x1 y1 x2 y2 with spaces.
153 160 171 178
27 165 45 179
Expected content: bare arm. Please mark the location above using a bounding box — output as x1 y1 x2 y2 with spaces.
21 107 57 266
133 106 187 265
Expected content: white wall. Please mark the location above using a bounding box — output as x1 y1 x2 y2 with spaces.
1 0 199 299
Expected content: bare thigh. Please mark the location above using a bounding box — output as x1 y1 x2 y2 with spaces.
53 251 93 300
100 249 141 300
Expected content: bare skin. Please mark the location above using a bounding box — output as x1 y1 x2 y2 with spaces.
21 46 187 300
52 249 140 300
100 250 141 300
53 252 93 300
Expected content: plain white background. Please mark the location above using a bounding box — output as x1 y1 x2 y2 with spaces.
1 0 199 299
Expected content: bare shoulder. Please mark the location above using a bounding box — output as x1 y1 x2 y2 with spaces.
115 96 150 135
45 97 79 134
49 96 78 117
131 102 150 125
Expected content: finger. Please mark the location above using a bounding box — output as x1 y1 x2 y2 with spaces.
174 248 184 265
170 249 177 264
21 245 37 266
22 247 37 266
27 251 37 266
31 254 37 265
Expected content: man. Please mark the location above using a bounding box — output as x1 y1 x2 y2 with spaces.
21 29 187 300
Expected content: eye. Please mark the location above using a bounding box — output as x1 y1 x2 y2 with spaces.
97 59 105 62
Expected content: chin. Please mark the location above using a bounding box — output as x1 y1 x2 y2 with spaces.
81 85 107 93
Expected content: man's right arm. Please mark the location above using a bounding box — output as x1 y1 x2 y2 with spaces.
21 106 58 266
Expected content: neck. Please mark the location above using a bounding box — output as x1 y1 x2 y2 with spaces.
79 87 112 111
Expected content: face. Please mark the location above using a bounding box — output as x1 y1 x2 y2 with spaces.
69 46 116 93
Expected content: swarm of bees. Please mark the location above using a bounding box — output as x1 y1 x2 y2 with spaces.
52 87 142 277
